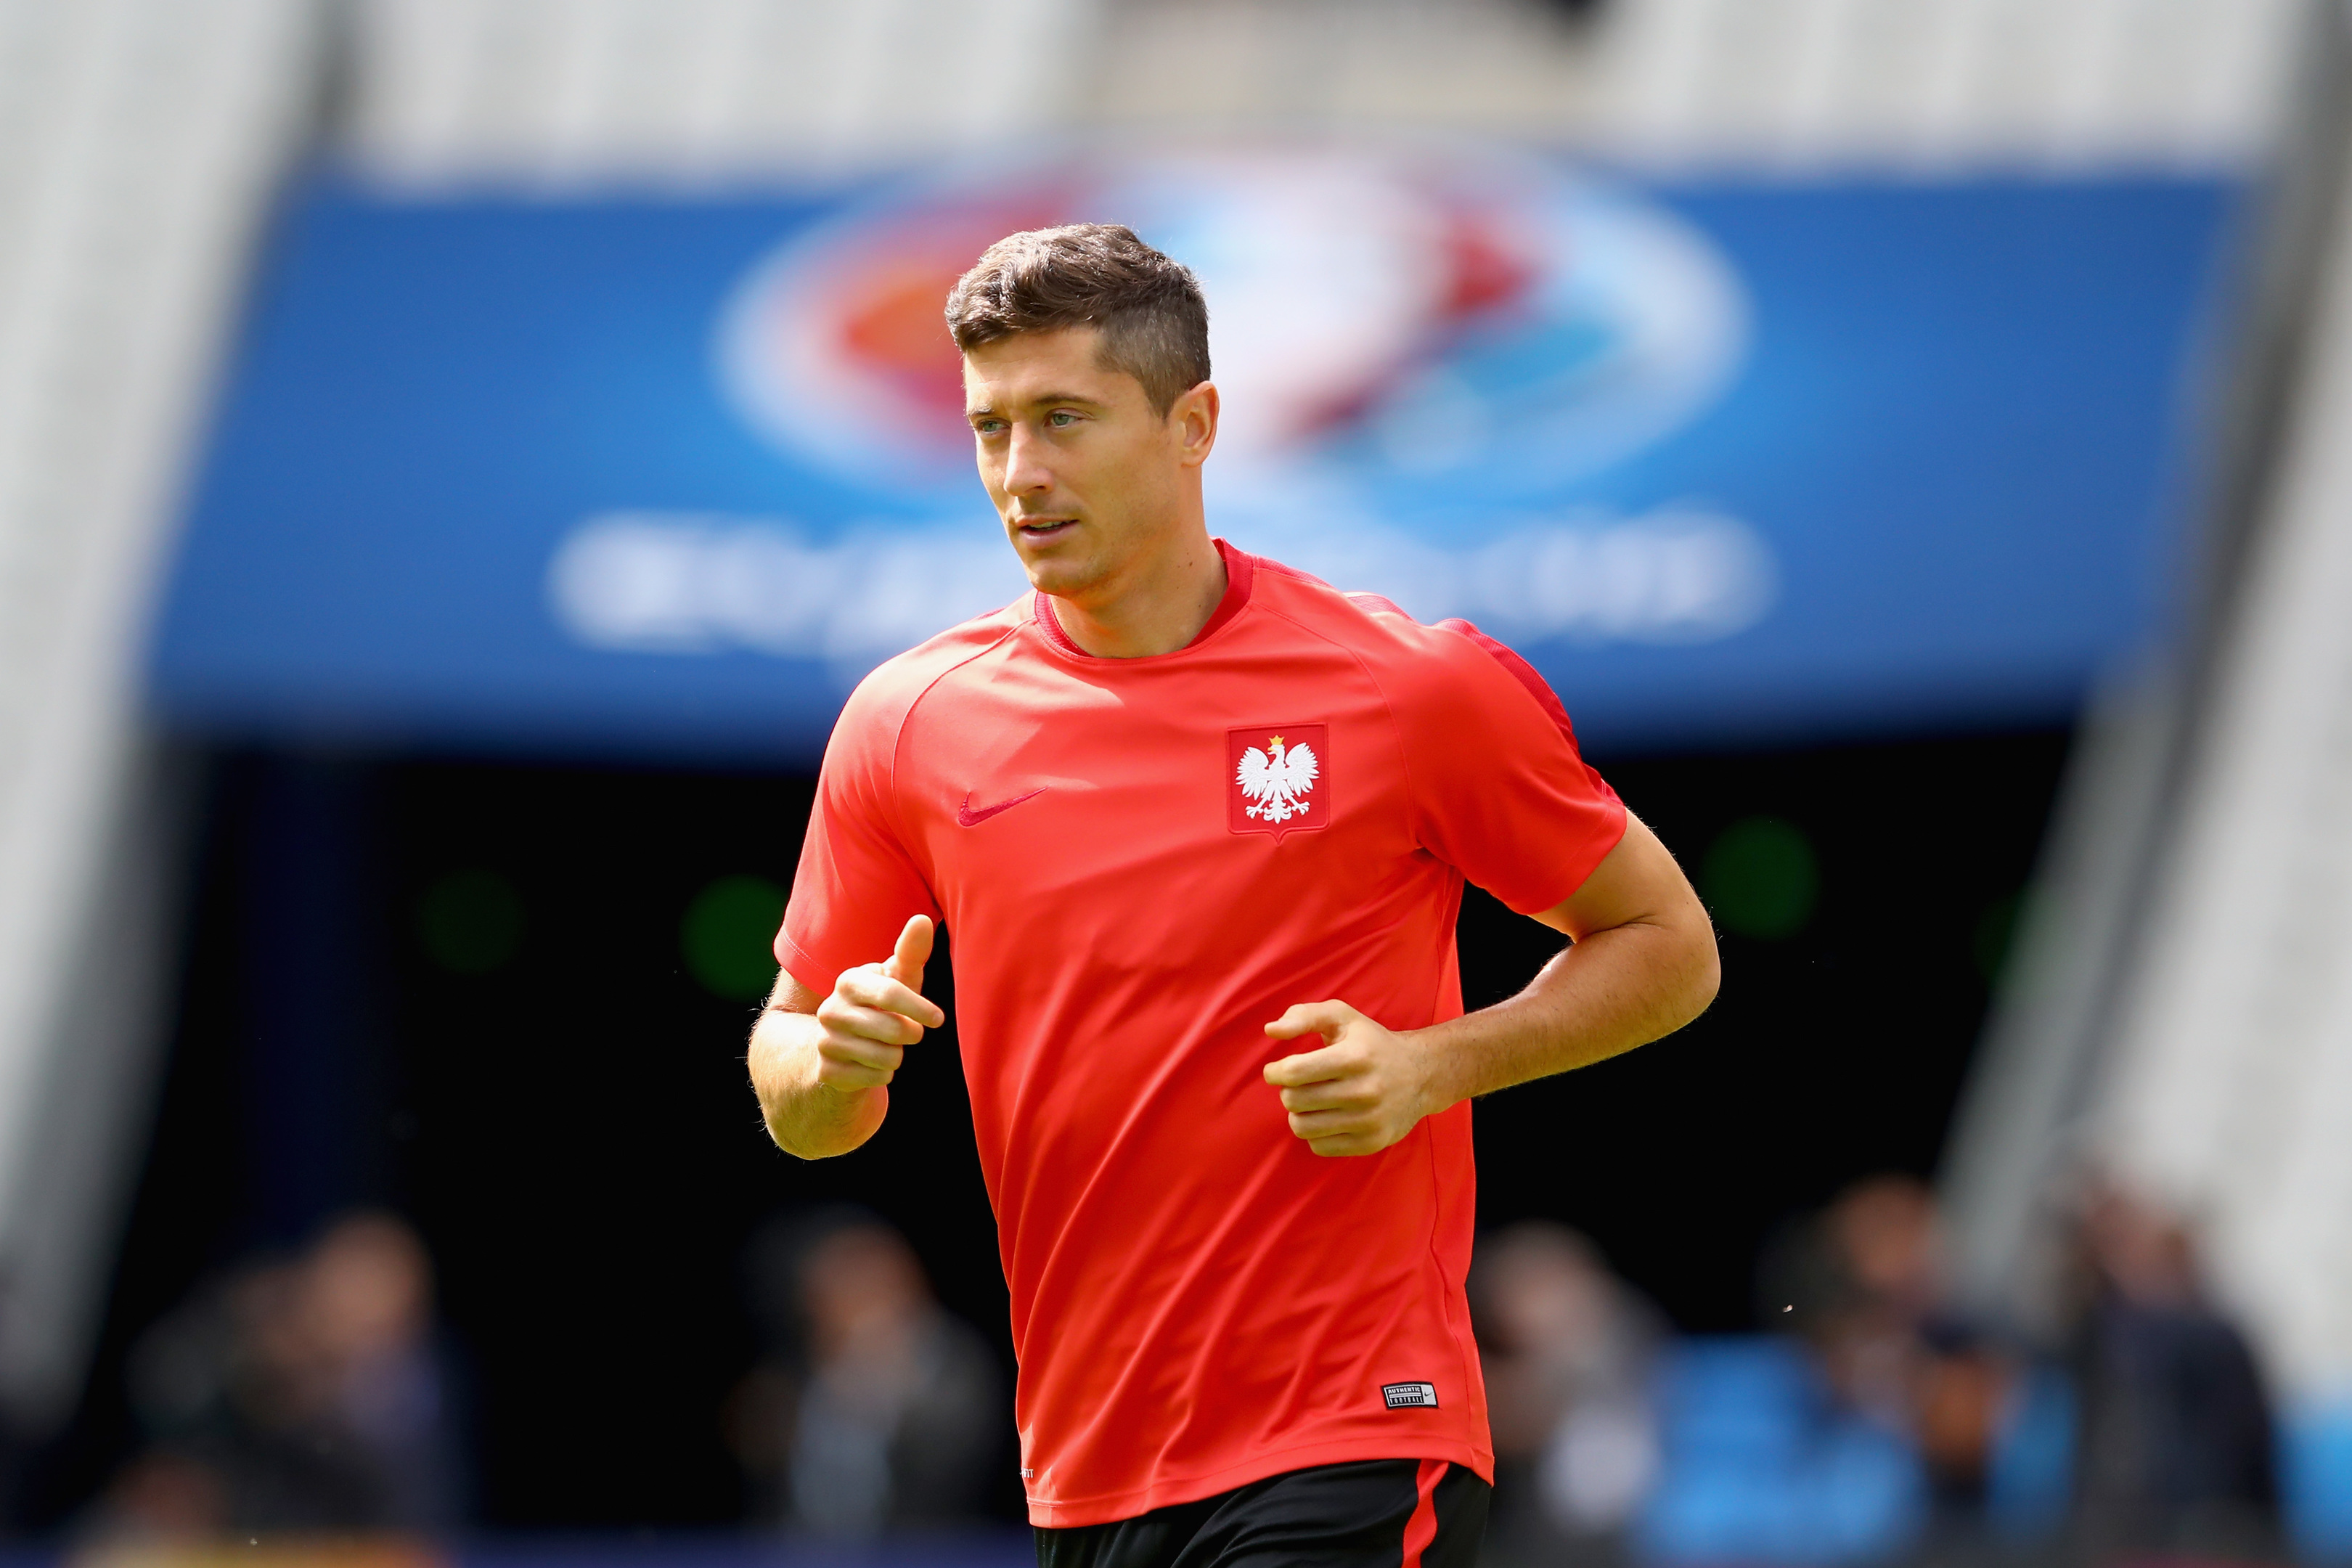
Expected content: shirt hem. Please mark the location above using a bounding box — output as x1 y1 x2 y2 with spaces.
1506 799 1629 918
1025 1432 1495 1530
772 930 842 997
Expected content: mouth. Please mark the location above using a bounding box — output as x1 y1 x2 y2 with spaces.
1014 518 1077 543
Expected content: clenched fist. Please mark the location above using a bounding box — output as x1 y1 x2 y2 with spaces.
812 915 945 1093
1262 1000 1442 1157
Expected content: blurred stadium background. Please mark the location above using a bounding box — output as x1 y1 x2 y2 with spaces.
2 0 2351 1561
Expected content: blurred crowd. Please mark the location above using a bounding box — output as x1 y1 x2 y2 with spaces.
1471 1172 2281 1568
91 1212 464 1545
728 1206 1003 1539
1475 1222 1668 1567
67 1184 2282 1565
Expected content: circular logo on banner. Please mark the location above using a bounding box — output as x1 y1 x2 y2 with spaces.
715 143 1749 504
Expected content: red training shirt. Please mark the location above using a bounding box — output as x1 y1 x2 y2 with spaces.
776 542 1626 1527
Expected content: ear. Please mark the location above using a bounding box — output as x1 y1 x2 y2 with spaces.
1170 380 1220 468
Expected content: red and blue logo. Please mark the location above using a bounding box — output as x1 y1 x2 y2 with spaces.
716 144 1749 503
547 144 1776 671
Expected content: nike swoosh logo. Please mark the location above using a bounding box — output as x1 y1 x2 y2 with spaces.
957 788 1045 828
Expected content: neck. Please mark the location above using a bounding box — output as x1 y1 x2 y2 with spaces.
1051 527 1228 658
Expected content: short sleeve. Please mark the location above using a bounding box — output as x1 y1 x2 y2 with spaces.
775 680 944 995
1397 619 1627 915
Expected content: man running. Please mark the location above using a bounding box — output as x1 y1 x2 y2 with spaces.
749 223 1718 1568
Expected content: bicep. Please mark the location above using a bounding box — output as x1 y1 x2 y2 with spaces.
1532 812 1704 940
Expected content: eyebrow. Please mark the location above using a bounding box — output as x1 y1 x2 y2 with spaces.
965 391 1108 420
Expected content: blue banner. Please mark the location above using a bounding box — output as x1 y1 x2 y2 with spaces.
150 151 2234 760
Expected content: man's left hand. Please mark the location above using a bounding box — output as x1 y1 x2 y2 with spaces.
1262 1001 1440 1157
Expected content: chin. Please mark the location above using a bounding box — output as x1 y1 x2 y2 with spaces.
1016 550 1103 601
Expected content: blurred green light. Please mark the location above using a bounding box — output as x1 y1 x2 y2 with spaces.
682 873 788 1000
1702 816 1819 940
417 868 525 974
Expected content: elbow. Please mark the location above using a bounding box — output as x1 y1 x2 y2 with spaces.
767 1123 830 1161
755 1071 887 1161
757 1100 804 1158
1673 915 1721 1031
748 1042 818 1160
762 1107 845 1162
1689 936 1722 1021
754 1081 863 1161
775 1122 878 1162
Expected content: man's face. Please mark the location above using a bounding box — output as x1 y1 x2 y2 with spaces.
963 326 1212 603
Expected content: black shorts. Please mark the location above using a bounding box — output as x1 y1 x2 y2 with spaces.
1034 1459 1490 1568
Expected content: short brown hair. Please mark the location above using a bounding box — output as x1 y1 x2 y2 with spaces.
944 224 1210 417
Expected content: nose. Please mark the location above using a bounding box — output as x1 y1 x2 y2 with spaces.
1003 421 1053 497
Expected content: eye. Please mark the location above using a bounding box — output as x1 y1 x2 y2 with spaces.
1048 409 1080 428
973 418 1005 436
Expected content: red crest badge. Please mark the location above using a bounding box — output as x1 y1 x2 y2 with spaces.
1228 724 1330 839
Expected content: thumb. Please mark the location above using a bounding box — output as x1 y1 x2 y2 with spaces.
883 914 934 989
1263 1000 1352 1043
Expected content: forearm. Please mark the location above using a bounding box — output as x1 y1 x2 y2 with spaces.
748 1006 889 1159
1414 915 1718 1108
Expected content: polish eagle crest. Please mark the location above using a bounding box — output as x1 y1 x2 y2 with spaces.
1235 733 1320 824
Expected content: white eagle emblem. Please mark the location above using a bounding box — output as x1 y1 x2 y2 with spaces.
1236 733 1320 824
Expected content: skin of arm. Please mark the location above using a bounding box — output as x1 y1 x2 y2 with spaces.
749 914 941 1160
1262 812 1719 1157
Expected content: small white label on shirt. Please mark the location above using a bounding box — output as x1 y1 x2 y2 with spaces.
1383 1381 1440 1409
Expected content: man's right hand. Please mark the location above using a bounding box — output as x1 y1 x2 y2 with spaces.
749 914 942 1159
811 915 944 1090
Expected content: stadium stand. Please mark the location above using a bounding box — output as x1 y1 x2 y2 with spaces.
0 0 315 1439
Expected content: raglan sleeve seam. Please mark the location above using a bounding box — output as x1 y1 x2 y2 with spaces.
881 685 933 906
880 621 1028 914
1421 617 1628 910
